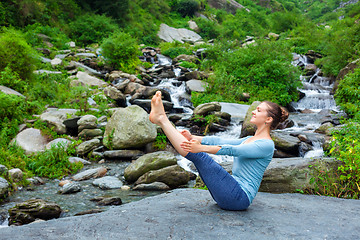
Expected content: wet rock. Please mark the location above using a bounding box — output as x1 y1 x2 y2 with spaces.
157 23 202 44
103 150 144 160
34 70 62 75
209 122 227 132
240 101 260 138
8 199 62 226
46 138 71 150
157 69 176 78
8 168 23 182
0 177 9 200
0 164 8 175
193 102 221 116
0 85 26 98
299 142 313 156
78 115 97 132
12 128 48 155
92 176 123 190
185 80 209 93
124 81 147 95
183 71 208 81
78 129 103 139
104 86 127 107
304 64 317 76
103 105 157 149
76 139 101 156
59 180 71 187
133 182 171 191
271 131 301 156
74 71 107 87
91 196 122 206
315 122 334 135
59 182 82 194
297 134 312 145
135 165 191 188
124 151 178 183
277 119 295 130
68 157 91 165
72 167 107 181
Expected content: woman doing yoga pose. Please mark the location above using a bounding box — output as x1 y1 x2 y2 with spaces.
149 91 288 210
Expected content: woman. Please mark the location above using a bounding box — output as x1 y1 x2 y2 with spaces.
149 91 288 210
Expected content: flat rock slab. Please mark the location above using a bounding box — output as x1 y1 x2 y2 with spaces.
0 189 359 239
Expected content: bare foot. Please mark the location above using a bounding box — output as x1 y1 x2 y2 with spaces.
149 91 167 125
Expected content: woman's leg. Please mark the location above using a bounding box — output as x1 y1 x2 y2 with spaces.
149 91 189 157
149 91 249 210
186 152 250 211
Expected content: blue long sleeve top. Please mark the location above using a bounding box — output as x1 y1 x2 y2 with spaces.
201 136 275 203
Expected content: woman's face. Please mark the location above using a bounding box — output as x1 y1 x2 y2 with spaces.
250 102 272 126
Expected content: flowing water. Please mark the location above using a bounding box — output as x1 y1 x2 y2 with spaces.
0 52 340 227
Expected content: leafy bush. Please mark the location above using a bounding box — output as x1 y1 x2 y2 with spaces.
179 61 197 69
159 41 193 59
335 68 360 120
68 13 118 46
0 27 39 80
173 0 200 17
0 67 23 92
200 40 301 106
101 31 141 73
153 133 167 150
305 121 360 199
24 24 71 50
195 17 220 40
26 144 83 179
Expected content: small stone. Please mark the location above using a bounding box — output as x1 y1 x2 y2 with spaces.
59 180 72 187
133 182 171 191
59 182 81 194
68 157 91 165
77 115 97 132
51 58 62 67
121 185 131 191
72 167 107 181
9 168 23 182
92 176 123 190
90 197 122 206
0 164 8 175
78 129 103 139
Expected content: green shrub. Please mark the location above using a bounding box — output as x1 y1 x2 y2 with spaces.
101 31 141 73
26 144 83 179
0 27 39 80
24 24 71 50
335 68 360 120
306 121 360 199
179 61 197 69
200 40 301 106
159 41 193 59
195 17 220 40
68 13 118 46
153 133 167 150
0 67 23 93
173 0 200 17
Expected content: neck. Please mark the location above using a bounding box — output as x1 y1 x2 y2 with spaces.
254 124 271 138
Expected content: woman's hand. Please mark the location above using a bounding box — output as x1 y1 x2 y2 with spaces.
179 129 192 141
180 139 203 153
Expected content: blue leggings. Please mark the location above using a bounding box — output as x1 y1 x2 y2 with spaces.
185 152 250 211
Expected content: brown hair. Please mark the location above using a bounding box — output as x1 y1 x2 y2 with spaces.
262 101 289 130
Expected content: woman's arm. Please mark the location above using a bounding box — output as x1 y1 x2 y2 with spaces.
180 139 221 154
179 130 247 146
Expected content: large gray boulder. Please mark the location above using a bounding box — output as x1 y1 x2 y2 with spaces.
193 102 221 116
103 105 157 149
8 199 62 226
240 101 260 138
92 176 123 190
103 86 126 107
12 128 48 155
271 131 301 156
260 157 339 193
77 115 97 132
0 189 359 239
135 165 191 188
0 177 9 200
124 151 178 183
157 23 202 43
